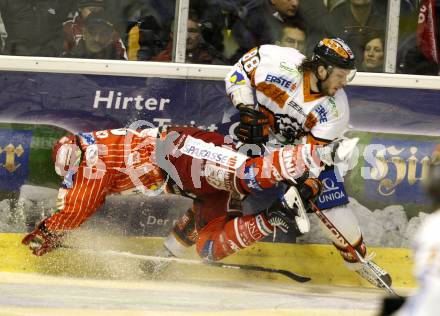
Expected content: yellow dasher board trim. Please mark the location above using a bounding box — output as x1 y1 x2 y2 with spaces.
0 233 415 288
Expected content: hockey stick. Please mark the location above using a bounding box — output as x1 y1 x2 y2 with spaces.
66 247 311 283
308 200 400 296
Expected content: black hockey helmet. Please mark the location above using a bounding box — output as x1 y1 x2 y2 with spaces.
311 38 356 85
313 38 356 69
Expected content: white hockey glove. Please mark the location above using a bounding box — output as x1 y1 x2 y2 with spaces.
273 138 359 182
316 137 359 166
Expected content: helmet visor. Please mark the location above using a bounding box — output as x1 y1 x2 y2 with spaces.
330 66 357 84
346 68 357 82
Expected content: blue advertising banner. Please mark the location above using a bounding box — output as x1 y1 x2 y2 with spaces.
1 72 440 136
0 72 229 133
0 129 32 191
363 137 437 205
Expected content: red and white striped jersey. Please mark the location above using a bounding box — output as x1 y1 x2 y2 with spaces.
45 128 164 231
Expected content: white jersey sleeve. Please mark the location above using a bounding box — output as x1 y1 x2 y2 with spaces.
225 48 259 107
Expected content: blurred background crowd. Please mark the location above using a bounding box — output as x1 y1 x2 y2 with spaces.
0 0 438 75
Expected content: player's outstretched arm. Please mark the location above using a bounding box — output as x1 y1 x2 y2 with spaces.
22 220 64 256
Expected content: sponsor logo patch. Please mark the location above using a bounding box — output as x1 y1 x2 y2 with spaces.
229 71 246 85
316 169 349 209
265 74 293 89
244 163 263 191
313 104 328 123
181 136 247 168
279 62 299 76
79 132 96 145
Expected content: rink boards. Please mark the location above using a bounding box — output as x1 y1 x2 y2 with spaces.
0 233 415 289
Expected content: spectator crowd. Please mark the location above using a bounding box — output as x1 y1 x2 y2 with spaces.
0 0 437 75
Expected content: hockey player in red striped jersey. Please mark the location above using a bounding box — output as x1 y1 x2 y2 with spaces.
22 125 354 259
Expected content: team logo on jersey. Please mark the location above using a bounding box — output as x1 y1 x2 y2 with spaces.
229 71 246 85
78 132 96 145
274 113 305 143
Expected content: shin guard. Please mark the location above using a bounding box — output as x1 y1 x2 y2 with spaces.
196 214 273 261
164 208 198 257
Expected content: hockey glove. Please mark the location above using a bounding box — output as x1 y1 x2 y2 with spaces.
316 137 359 167
273 144 323 182
298 178 322 202
22 221 63 256
235 106 270 144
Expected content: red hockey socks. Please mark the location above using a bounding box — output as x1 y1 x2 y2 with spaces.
196 213 273 261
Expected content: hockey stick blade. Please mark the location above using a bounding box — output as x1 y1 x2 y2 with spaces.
207 261 311 283
63 246 310 283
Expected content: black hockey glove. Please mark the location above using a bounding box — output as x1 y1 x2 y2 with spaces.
298 178 322 202
235 106 269 144
295 177 323 213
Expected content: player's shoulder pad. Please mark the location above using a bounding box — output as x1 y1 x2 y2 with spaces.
259 45 305 66
254 45 304 84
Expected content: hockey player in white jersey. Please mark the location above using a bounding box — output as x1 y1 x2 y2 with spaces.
156 38 391 290
220 37 391 289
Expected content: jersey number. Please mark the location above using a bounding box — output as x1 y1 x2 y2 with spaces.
242 48 260 74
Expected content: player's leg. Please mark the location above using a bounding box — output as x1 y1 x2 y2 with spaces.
319 204 392 287
163 207 198 257
315 168 391 287
193 190 303 261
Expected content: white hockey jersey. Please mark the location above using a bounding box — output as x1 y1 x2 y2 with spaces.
225 45 349 145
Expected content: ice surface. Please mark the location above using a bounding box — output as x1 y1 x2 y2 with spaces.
0 272 384 316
